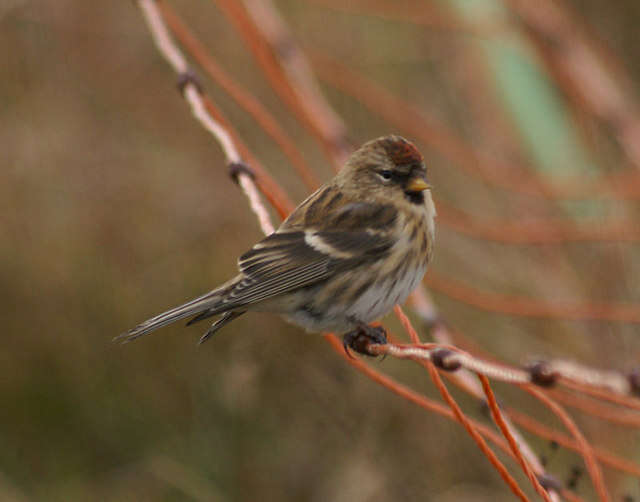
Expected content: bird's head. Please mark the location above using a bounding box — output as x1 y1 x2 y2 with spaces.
340 135 431 205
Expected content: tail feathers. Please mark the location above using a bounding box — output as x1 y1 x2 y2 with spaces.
115 288 229 344
186 309 218 326
198 311 245 345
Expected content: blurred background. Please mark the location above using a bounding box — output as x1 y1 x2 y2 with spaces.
1 0 639 500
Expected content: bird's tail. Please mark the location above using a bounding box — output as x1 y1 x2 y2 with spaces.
115 282 237 344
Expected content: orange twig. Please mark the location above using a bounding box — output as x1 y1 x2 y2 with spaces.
436 202 640 244
157 0 321 192
393 306 533 500
548 389 640 428
480 376 552 501
305 0 472 34
427 362 531 501
393 304 420 344
521 386 610 502
426 271 640 324
409 287 640 483
243 0 351 165
212 0 343 169
323 336 516 459
508 408 640 479
326 336 534 501
200 96 294 219
137 0 284 234
559 379 640 412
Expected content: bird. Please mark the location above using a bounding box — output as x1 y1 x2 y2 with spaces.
116 135 436 354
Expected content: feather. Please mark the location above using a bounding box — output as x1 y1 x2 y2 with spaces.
114 287 228 343
211 225 395 311
198 311 245 344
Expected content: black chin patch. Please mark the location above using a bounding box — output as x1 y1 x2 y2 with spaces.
405 191 425 205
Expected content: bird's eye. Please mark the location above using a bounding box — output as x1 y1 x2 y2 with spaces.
379 170 393 180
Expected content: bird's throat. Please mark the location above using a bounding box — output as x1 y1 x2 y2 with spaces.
404 191 425 205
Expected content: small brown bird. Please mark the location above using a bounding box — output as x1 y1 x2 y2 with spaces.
117 135 435 353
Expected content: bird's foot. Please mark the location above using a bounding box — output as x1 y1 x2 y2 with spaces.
343 324 387 358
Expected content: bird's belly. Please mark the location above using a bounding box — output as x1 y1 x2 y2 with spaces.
279 260 427 334
344 262 426 324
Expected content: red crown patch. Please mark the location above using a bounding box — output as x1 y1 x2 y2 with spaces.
381 137 423 167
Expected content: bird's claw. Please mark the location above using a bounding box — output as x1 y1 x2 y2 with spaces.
343 325 388 358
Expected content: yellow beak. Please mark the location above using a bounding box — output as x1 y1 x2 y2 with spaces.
405 178 431 193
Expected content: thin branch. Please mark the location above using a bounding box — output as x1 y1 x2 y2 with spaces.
409 287 640 482
138 0 284 236
211 0 344 168
426 271 640 324
521 386 610 502
480 375 552 502
548 389 640 428
505 0 640 172
242 0 351 165
156 0 321 191
427 360 532 501
508 408 640 478
324 335 533 502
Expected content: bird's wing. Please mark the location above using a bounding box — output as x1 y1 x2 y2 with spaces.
212 187 399 310
225 227 393 309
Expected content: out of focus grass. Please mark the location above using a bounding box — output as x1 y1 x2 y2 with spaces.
1 1 639 500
